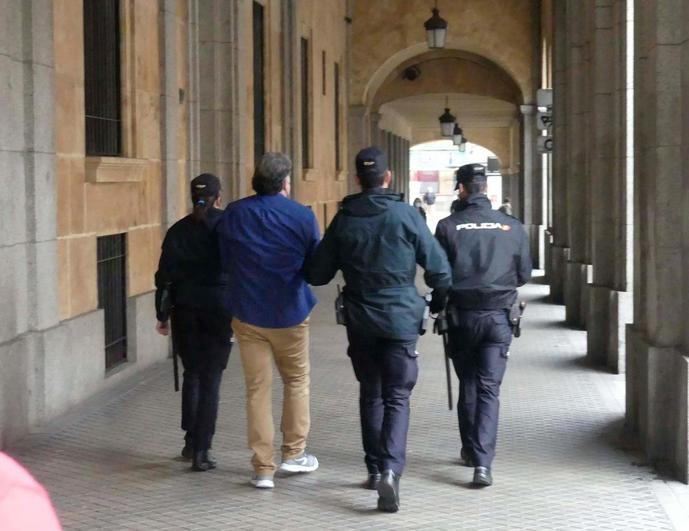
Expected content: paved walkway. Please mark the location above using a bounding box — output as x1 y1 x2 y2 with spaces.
9 279 689 530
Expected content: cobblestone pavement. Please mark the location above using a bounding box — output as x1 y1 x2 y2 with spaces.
9 279 688 530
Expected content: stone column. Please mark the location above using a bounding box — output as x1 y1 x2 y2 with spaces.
280 0 296 164
626 0 689 483
585 0 632 373
520 104 543 269
197 0 247 200
402 137 410 203
563 0 594 328
160 0 182 228
348 104 370 193
187 0 201 180
0 0 60 442
369 112 383 149
549 0 570 303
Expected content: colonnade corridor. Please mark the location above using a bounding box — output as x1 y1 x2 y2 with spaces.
10 279 689 530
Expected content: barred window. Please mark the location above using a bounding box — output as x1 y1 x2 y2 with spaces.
334 62 341 171
301 37 311 168
97 234 128 370
83 0 122 156
253 1 266 164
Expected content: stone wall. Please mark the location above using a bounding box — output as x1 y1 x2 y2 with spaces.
1 0 352 446
0 0 60 445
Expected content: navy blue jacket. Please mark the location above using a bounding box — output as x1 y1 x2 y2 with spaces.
216 194 320 328
155 208 229 322
305 188 452 339
435 194 532 310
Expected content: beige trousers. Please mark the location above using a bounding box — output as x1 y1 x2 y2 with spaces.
232 318 311 475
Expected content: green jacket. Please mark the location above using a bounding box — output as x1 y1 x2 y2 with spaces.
305 188 451 339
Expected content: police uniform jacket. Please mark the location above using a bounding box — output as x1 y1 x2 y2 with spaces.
305 188 452 339
154 208 229 322
435 194 532 310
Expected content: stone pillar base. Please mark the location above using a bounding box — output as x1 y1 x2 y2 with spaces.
549 245 569 304
524 224 545 270
543 232 553 283
565 261 592 328
586 286 632 373
0 291 168 449
626 326 689 483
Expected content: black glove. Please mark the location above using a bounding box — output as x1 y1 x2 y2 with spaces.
430 288 448 314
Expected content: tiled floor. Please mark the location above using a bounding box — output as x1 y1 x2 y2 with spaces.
9 280 688 530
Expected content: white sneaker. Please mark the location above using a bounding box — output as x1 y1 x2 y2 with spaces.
279 452 319 473
251 474 274 489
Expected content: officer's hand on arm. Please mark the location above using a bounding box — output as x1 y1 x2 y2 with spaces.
430 287 448 314
413 214 452 291
304 214 340 286
156 321 170 336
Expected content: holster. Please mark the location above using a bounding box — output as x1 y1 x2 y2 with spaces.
508 301 526 337
419 292 432 335
335 284 347 326
446 304 461 329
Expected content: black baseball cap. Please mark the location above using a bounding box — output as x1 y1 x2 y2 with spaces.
355 147 388 178
190 173 221 197
455 163 487 190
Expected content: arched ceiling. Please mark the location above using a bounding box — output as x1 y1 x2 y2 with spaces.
372 52 523 110
350 0 538 106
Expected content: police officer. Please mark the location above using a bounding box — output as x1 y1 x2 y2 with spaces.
155 173 233 472
434 164 532 487
306 147 451 513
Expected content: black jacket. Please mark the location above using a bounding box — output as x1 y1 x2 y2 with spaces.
154 208 229 322
435 194 532 310
305 188 452 339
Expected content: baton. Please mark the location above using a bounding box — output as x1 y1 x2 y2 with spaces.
169 318 179 392
172 346 180 392
442 332 453 410
434 312 453 411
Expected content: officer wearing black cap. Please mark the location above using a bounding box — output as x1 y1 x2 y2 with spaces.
154 173 233 471
306 147 451 513
434 163 531 487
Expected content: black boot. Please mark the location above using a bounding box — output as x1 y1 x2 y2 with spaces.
377 470 400 513
181 433 193 459
472 466 492 487
192 450 217 472
460 448 475 467
362 472 381 490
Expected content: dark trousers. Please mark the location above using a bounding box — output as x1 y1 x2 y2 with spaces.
171 305 232 452
447 310 512 468
346 329 418 476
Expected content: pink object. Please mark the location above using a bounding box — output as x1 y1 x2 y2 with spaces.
0 452 62 530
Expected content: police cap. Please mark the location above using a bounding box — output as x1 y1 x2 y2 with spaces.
191 173 221 198
455 163 487 190
355 147 388 178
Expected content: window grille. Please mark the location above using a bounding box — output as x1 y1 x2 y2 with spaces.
334 62 341 171
301 37 311 168
97 234 128 369
253 2 266 164
83 0 122 156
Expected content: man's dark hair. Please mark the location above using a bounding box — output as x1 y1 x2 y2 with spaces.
252 152 292 195
359 172 386 189
464 181 488 195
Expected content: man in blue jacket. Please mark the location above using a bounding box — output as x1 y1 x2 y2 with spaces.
306 147 451 513
216 153 320 490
